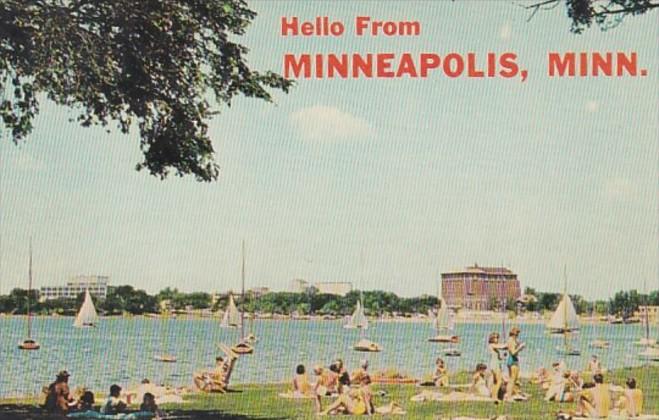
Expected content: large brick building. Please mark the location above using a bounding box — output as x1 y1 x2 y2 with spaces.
441 265 521 310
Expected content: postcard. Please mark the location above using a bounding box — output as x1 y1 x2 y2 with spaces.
0 1 656 419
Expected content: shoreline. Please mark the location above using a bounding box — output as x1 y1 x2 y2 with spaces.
0 313 635 325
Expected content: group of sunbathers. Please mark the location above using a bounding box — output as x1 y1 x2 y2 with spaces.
535 359 645 418
43 371 163 419
427 328 528 402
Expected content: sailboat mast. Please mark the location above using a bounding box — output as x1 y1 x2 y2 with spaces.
27 238 32 339
241 240 245 341
644 280 650 341
563 266 568 349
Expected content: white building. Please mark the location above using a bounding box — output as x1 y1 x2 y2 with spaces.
315 282 352 296
290 279 352 296
40 275 109 301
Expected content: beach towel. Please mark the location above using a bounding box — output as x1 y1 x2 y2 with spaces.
278 391 315 399
410 390 494 403
374 402 406 415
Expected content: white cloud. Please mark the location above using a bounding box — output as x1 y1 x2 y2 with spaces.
604 177 635 201
585 100 599 113
500 23 512 40
290 105 373 142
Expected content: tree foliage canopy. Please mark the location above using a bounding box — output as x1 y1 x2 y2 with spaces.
0 0 292 181
526 0 659 33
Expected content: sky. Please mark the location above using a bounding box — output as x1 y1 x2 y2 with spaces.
0 1 656 299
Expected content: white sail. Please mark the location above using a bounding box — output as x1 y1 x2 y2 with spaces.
73 290 98 327
547 294 579 332
434 298 452 331
221 294 241 328
345 300 368 330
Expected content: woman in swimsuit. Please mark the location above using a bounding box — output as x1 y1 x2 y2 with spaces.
504 327 526 401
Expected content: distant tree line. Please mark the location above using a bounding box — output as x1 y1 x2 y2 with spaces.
0 285 656 317
523 287 659 318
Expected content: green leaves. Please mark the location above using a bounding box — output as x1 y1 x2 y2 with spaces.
0 0 292 181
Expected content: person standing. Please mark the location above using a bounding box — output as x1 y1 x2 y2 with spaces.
504 327 526 401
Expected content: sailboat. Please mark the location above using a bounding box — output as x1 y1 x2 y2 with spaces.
18 239 40 350
428 296 459 344
635 284 656 347
548 270 580 356
637 286 658 361
346 294 381 352
73 289 98 328
221 293 241 328
228 241 253 355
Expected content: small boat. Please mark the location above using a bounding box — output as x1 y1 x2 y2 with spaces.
609 317 624 325
224 241 255 356
638 347 659 361
18 338 40 350
73 289 98 328
221 294 241 329
154 354 177 363
556 345 581 356
443 347 462 357
19 240 40 351
549 268 581 356
635 293 655 347
428 296 459 344
231 341 254 354
245 333 257 344
354 338 381 352
589 339 610 349
346 298 381 352
546 293 580 335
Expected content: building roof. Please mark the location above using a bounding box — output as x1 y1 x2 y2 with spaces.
443 264 515 276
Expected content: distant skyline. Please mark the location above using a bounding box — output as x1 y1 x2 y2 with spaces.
0 2 656 300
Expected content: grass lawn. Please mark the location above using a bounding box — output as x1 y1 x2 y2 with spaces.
1 366 657 419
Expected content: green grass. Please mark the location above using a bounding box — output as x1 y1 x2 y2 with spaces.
2 366 657 419
177 366 658 419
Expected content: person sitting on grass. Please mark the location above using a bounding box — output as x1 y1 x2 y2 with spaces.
433 358 449 387
586 355 602 375
66 391 100 418
292 364 313 396
545 371 577 403
44 370 75 414
575 374 611 418
193 343 238 393
313 365 340 412
318 374 374 416
614 377 643 417
350 359 369 385
469 364 491 398
100 384 127 415
76 391 95 411
139 392 165 418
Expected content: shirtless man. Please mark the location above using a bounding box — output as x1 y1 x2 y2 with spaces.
44 370 74 414
313 365 339 412
576 374 611 418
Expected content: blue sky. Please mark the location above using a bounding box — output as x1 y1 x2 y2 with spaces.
0 2 656 299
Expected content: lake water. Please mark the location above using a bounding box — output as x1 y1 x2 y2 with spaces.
0 316 656 397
